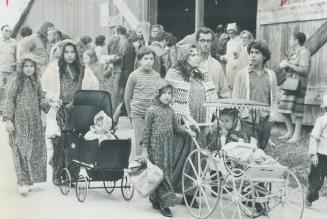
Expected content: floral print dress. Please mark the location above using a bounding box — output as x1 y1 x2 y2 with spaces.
142 103 186 209
3 77 49 186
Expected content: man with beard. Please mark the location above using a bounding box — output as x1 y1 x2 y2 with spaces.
196 27 229 98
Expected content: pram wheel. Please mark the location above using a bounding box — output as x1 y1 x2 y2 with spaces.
59 168 71 196
121 173 134 201
75 175 88 202
182 149 220 219
103 181 116 194
220 173 255 219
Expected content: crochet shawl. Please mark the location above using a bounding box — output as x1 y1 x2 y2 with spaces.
165 68 218 126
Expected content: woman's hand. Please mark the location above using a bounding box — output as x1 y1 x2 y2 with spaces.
192 122 201 134
279 60 289 69
50 99 61 110
5 120 15 134
311 154 318 167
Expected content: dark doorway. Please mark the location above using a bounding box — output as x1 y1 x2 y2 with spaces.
204 0 257 36
157 0 257 40
157 0 195 40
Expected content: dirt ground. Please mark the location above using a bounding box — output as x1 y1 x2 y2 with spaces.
0 117 326 219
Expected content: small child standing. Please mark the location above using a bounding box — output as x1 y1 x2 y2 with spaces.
305 94 327 207
141 80 195 217
3 54 50 195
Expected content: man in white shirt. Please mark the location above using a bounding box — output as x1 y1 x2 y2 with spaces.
196 27 230 98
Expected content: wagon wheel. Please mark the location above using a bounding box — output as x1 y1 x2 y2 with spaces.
182 149 220 219
261 169 304 219
220 173 255 219
59 168 71 196
121 173 134 201
103 181 116 194
75 175 88 202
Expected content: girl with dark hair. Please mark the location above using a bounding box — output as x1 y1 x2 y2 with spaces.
141 80 195 217
41 39 84 185
3 54 50 195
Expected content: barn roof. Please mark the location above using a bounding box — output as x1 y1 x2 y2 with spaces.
11 0 35 38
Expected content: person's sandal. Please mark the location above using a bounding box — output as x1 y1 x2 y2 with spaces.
160 208 173 217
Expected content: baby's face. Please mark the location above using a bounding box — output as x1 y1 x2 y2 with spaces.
95 117 104 127
220 114 234 130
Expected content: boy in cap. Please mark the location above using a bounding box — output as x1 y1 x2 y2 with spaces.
305 94 327 207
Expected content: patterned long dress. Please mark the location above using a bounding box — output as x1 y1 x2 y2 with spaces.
51 67 83 182
142 103 182 209
3 77 48 186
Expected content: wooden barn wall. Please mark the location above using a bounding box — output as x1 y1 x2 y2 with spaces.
257 0 327 125
19 0 111 40
108 0 156 29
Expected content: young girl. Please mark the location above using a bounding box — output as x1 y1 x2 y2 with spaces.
82 49 100 90
141 80 195 217
3 54 50 195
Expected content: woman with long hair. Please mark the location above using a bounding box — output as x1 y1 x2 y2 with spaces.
41 39 84 185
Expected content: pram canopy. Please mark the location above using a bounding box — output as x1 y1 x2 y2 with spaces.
71 90 113 130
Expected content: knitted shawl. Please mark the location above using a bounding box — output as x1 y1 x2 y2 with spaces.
165 68 218 126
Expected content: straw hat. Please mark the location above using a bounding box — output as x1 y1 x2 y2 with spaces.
320 94 327 108
18 53 39 64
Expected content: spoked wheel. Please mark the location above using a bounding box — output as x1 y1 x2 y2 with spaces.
59 168 71 196
75 175 88 202
258 169 304 219
220 173 255 219
103 181 116 194
182 149 220 219
121 173 134 201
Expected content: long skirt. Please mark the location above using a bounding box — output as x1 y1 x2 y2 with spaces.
278 87 306 117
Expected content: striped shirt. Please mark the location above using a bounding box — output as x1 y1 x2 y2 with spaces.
124 68 160 118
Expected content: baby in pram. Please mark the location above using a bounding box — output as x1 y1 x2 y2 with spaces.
84 111 115 144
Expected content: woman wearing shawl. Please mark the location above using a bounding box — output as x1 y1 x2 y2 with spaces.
165 44 218 207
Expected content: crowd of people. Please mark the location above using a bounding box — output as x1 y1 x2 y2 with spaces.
1 20 325 217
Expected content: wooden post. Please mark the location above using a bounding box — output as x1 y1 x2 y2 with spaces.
195 0 204 31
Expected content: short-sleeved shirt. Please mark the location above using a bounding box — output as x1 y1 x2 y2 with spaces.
0 38 16 72
309 113 327 155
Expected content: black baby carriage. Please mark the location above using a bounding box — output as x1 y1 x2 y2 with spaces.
58 90 134 202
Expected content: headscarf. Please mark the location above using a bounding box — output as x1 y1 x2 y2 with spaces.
176 43 193 61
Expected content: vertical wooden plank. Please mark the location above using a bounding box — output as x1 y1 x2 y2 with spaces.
195 0 204 31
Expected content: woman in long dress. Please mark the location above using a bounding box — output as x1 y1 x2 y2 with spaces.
165 44 218 206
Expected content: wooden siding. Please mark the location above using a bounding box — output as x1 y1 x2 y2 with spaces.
257 0 327 125
108 0 157 29
18 0 111 40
